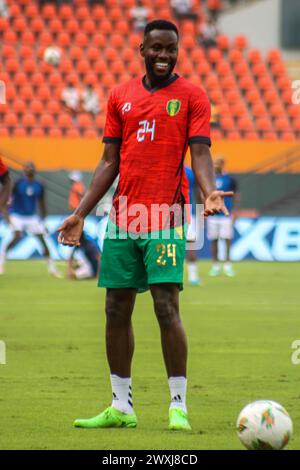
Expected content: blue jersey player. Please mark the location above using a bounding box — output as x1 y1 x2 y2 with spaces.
185 164 202 286
0 161 61 277
207 157 239 277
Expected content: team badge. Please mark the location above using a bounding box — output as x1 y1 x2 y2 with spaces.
122 102 131 114
166 99 181 117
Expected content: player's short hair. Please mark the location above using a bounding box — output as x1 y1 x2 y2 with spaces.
144 20 179 39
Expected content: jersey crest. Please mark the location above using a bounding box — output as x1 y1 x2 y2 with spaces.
166 99 181 117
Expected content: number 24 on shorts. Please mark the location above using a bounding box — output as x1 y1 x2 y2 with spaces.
156 243 176 266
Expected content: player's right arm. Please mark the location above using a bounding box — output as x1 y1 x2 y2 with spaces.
57 143 120 246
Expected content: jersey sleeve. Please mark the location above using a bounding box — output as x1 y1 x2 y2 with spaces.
188 88 211 147
103 90 122 144
230 177 238 192
0 157 8 182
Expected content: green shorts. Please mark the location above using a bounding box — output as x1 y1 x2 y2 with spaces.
98 220 187 293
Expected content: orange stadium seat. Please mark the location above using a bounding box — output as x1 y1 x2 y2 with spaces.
0 128 9 137
4 31 17 45
66 128 80 137
248 48 263 65
49 19 63 35
182 35 196 50
0 16 9 33
19 45 34 59
227 131 241 139
221 75 236 90
41 3 56 20
8 3 21 17
238 117 255 132
267 49 281 64
270 62 286 78
31 99 44 115
66 19 80 35
239 76 254 92
115 20 130 35
226 90 241 105
58 113 73 129
4 112 18 128
30 18 44 35
110 7 123 22
84 129 98 138
49 128 63 137
25 3 39 19
256 117 272 132
93 33 106 48
13 99 26 115
59 4 73 20
234 61 250 77
99 19 113 35
95 114 106 129
245 131 259 140
77 113 93 128
277 76 291 91
46 100 61 115
70 46 84 62
111 34 125 49
40 113 55 128
84 73 98 86
22 31 35 46
49 72 63 88
75 32 89 48
228 49 243 64
129 33 142 49
233 35 248 51
37 85 51 101
122 47 135 63
252 103 267 118
76 6 90 20
216 60 231 76
14 72 27 87
263 89 279 105
31 128 45 137
275 117 291 132
12 17 27 34
77 59 90 75
31 72 44 88
209 89 222 103
2 45 16 59
281 132 295 141
195 60 211 76
180 61 194 77
13 128 27 137
57 32 71 47
281 89 292 105
60 59 73 75
263 131 277 141
4 84 16 102
92 5 106 21
22 113 36 128
86 47 99 63
293 117 300 132
94 59 107 75
288 105 300 119
105 47 119 62
40 32 52 47
123 0 136 7
23 59 37 75
83 19 96 35
101 73 116 89
270 103 285 118
220 116 235 131
190 48 205 63
111 60 126 76
6 58 19 74
217 34 230 51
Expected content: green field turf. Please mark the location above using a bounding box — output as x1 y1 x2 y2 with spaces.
0 260 300 450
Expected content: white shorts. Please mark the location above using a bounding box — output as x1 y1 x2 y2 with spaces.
207 216 233 240
186 214 197 242
9 214 46 235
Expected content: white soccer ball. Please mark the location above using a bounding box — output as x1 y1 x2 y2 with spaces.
237 400 293 450
43 46 62 66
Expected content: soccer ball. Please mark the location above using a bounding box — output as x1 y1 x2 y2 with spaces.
237 400 293 450
43 46 61 66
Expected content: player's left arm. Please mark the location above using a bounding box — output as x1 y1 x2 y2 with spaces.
190 144 233 216
0 171 12 214
188 89 233 216
231 177 240 220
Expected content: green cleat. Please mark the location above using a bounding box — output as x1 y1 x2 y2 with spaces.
74 406 137 429
168 407 192 431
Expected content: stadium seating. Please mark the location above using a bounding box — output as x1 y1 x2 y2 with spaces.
0 0 298 139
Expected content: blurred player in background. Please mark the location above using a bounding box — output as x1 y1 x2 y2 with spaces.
207 157 239 277
67 170 100 280
0 155 11 222
0 161 61 277
185 164 202 286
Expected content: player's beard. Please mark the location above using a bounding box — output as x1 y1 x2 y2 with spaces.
144 56 176 86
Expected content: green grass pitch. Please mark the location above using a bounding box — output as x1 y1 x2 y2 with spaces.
1 260 300 450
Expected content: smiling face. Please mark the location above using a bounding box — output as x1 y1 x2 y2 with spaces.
140 29 178 86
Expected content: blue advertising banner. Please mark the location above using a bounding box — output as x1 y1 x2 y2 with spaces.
0 216 300 262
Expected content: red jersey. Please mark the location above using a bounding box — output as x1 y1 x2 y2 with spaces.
0 156 8 181
103 74 211 232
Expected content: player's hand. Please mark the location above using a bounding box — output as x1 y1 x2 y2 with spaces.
204 190 234 217
57 214 84 246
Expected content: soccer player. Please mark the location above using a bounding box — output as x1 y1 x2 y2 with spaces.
57 20 233 431
185 164 202 286
207 157 239 277
0 161 61 277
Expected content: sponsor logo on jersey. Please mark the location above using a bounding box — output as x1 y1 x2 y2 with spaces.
166 99 181 117
122 102 132 114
